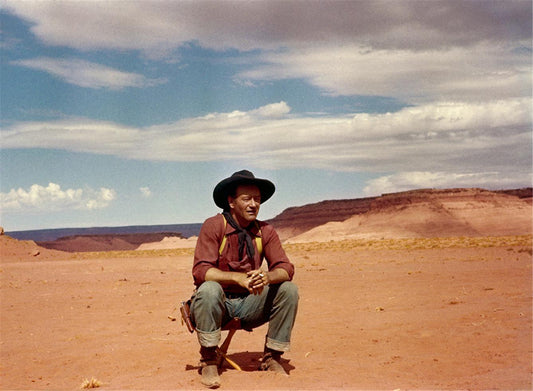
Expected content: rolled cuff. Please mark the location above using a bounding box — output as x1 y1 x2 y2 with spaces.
196 328 221 348
266 337 290 352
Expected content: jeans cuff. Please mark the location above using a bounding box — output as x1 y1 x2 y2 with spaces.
266 337 290 352
196 328 221 347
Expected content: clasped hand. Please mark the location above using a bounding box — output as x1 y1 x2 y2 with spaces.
244 269 269 295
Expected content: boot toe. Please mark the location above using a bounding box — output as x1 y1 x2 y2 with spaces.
201 364 220 388
259 356 289 375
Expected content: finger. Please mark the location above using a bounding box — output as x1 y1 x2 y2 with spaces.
246 277 255 292
251 273 263 283
251 280 264 289
259 272 269 285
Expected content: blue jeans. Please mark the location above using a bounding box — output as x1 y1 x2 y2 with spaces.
190 280 299 352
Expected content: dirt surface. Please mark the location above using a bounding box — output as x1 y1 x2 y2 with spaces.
1 236 531 390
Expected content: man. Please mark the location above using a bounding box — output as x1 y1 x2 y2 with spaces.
190 170 299 388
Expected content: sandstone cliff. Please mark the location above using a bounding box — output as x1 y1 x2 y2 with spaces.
282 188 532 243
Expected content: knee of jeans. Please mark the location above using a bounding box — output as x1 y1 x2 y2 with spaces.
196 280 224 300
279 281 299 303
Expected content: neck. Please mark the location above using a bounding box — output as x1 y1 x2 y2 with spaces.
230 212 252 229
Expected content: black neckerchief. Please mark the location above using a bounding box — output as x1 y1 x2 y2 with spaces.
222 211 255 261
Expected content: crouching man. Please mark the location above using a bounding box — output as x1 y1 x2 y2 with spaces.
190 170 299 388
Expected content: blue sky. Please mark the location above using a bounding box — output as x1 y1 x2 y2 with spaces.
1 1 531 232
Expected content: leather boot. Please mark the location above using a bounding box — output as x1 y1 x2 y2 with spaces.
200 347 220 389
259 347 288 375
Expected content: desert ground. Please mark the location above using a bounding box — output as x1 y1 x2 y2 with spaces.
1 234 531 390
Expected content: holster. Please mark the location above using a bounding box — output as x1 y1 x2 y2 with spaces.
180 300 195 333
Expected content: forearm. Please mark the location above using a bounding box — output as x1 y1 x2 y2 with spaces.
266 268 289 284
205 267 247 287
204 266 290 295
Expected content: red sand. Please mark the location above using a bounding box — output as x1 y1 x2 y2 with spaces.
1 236 531 390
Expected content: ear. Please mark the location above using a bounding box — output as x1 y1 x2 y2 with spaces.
227 195 235 210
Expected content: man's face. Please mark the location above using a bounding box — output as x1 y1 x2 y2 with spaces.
228 184 261 226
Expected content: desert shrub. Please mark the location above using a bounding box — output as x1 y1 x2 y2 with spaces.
80 378 102 389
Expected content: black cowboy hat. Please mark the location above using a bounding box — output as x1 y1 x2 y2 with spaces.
213 170 275 210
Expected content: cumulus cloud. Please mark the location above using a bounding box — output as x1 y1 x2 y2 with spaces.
11 58 166 90
1 100 531 189
250 101 291 118
140 187 152 198
0 183 116 212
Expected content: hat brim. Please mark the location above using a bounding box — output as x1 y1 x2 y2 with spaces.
213 175 275 210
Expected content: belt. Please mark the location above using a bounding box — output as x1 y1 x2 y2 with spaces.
225 292 249 299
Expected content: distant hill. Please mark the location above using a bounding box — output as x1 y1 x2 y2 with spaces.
36 232 187 253
0 233 71 262
282 188 532 243
7 223 203 242
267 197 378 240
269 187 533 241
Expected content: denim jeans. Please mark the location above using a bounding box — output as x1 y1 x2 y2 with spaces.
190 280 299 352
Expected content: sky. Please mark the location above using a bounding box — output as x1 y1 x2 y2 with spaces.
1 0 532 232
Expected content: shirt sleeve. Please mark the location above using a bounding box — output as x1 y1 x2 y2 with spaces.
192 215 224 286
261 222 295 280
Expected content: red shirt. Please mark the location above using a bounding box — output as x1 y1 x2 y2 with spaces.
192 214 294 292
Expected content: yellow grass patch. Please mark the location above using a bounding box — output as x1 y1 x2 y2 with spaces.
73 247 195 259
284 235 532 253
